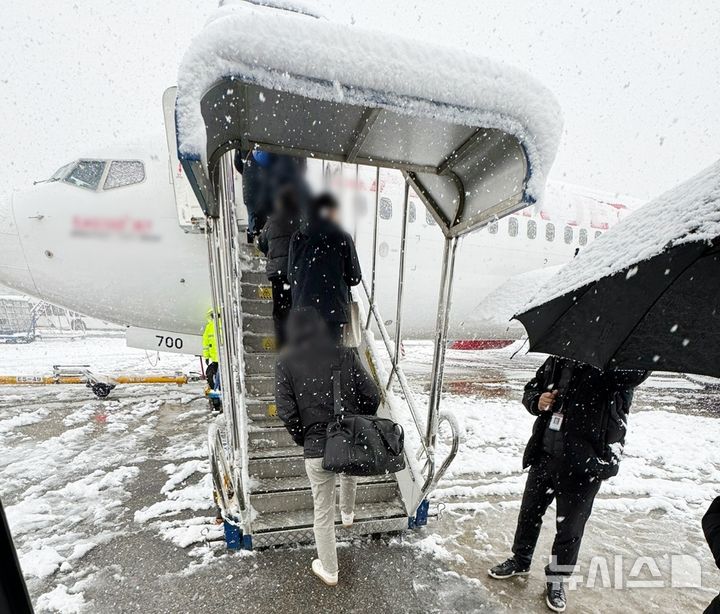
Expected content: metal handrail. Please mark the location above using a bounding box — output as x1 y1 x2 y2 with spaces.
206 152 252 531
356 164 461 515
358 278 429 462
208 422 245 517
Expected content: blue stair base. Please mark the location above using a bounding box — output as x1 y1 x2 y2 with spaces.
409 499 430 528
223 521 254 550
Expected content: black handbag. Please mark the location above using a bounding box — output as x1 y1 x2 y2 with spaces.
322 367 406 476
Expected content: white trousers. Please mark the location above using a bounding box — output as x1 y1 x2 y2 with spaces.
304 458 358 574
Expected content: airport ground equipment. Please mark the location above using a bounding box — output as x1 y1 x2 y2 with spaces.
173 0 560 549
0 296 35 343
0 365 191 398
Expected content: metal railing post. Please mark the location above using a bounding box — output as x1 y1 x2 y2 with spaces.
388 180 410 388
366 166 381 329
353 163 360 244
425 236 459 451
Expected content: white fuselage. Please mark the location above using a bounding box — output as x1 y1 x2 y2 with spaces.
0 143 638 348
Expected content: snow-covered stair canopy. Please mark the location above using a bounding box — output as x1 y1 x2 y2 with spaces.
175 0 563 237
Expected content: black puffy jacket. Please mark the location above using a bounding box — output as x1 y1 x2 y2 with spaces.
234 150 308 221
522 356 648 482
287 216 361 324
275 309 380 458
257 208 301 279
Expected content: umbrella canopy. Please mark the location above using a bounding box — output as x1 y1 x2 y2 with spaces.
515 160 720 377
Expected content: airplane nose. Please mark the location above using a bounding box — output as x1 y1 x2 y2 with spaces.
0 192 38 295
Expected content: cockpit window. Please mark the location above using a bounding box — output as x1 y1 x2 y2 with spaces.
63 160 106 190
50 162 75 181
104 160 145 190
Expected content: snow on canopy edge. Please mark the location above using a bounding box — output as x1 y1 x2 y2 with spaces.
175 2 563 201
520 159 720 313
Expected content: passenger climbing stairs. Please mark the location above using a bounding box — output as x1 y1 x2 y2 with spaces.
224 243 409 548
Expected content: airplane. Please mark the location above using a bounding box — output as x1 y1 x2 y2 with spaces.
0 132 641 356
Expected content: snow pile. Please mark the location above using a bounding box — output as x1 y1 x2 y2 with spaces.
176 1 562 200
35 584 87 613
522 159 720 311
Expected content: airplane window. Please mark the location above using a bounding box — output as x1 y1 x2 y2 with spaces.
63 160 105 190
579 228 588 246
408 202 416 223
545 222 555 241
508 217 519 237
50 162 74 181
104 160 145 190
379 196 393 220
595 230 603 239
527 219 537 240
425 210 436 226
487 219 499 234
564 225 574 244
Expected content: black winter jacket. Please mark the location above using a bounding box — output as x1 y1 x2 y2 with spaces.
522 356 648 483
275 310 380 458
704 497 720 613
234 150 308 219
257 210 301 279
287 217 361 324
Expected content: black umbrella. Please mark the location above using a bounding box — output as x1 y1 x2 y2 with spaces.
515 163 720 377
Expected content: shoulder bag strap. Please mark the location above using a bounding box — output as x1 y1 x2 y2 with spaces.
332 367 343 417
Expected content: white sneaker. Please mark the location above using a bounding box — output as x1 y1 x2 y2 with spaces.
311 559 338 586
341 512 354 528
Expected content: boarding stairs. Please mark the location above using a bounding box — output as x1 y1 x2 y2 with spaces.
222 243 409 548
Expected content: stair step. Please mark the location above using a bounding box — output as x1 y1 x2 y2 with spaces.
250 482 401 514
239 243 265 258
249 416 285 430
244 333 277 353
246 398 278 420
243 315 275 335
252 500 407 533
245 352 276 377
242 270 270 285
242 299 273 317
241 282 273 301
252 473 394 494
246 375 275 398
249 455 306 479
249 445 304 460
249 425 294 450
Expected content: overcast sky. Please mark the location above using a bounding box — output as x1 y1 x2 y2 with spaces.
1 0 719 199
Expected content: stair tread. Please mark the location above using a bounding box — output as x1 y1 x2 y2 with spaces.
252 473 396 494
249 445 304 459
253 500 407 533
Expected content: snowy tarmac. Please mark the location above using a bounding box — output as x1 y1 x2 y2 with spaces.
1 337 719 613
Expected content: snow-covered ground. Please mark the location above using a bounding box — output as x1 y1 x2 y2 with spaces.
1 337 719 612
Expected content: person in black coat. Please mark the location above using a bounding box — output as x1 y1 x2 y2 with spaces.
257 186 302 347
488 356 648 613
704 497 720 613
287 193 361 342
234 149 307 243
275 307 380 585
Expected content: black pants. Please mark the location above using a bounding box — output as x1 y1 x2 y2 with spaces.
270 276 292 348
512 454 602 578
205 361 218 389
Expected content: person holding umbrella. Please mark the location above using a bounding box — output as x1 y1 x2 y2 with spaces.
501 161 720 611
488 356 647 611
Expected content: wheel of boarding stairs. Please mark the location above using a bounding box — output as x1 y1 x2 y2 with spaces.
237 248 409 549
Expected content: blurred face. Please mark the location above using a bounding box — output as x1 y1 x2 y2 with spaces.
319 205 339 222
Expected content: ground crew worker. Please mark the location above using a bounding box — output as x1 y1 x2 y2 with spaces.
202 309 221 411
